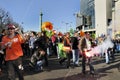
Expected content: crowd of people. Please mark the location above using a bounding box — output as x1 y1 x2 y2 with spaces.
0 24 120 80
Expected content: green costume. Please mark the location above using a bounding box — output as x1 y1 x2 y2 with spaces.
58 43 66 58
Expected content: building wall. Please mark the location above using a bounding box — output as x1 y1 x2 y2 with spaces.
95 0 112 37
115 0 120 33
106 0 112 20
111 0 120 38
95 0 107 37
77 0 119 38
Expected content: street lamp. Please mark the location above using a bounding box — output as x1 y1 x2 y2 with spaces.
40 11 43 32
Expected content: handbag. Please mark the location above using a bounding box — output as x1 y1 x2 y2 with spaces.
63 46 71 52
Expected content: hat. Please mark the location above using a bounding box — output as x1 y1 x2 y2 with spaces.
7 24 16 29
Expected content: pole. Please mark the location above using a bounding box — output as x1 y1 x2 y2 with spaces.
40 11 43 32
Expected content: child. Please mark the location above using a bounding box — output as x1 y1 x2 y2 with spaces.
29 48 45 71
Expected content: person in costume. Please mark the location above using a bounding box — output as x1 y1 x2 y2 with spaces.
58 37 67 65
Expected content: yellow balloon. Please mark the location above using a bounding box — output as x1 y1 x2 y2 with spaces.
41 22 53 31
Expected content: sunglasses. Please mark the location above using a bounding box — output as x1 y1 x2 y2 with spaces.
8 28 15 30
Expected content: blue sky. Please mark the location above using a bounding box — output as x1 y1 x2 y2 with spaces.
0 0 80 32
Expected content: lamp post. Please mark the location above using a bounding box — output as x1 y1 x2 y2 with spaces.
40 11 43 32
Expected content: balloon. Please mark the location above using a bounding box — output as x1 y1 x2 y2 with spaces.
41 22 53 31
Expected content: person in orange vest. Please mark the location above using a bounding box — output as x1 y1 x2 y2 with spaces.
2 24 25 80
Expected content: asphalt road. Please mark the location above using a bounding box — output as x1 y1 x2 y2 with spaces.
0 53 120 80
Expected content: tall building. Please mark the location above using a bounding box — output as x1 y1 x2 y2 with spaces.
76 0 95 34
76 0 120 38
81 0 95 29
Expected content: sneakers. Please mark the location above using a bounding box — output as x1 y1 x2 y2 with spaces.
35 66 43 72
73 64 79 67
59 61 62 65
66 65 70 68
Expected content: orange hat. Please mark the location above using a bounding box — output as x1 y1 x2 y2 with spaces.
80 31 85 37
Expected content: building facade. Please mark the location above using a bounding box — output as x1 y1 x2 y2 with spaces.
113 0 120 38
95 0 112 37
75 0 96 37
76 0 120 38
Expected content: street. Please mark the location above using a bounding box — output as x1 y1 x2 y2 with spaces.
0 53 120 80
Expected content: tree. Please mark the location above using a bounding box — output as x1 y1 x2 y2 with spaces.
69 28 74 37
0 8 13 32
0 8 23 33
12 22 24 33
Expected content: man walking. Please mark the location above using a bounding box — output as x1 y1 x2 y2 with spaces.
79 32 94 75
2 24 25 80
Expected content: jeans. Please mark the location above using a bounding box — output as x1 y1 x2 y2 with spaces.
64 51 72 68
35 60 44 71
6 57 24 80
72 49 79 65
105 51 110 64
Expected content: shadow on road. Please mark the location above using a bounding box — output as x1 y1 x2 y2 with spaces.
45 72 107 80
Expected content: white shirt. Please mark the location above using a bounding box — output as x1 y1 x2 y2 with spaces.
85 38 91 50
